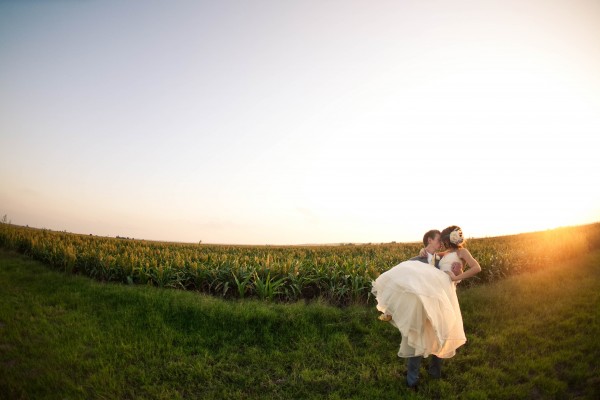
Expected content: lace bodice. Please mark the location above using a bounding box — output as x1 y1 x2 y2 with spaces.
439 251 461 272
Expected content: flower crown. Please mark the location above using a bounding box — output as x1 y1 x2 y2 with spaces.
449 228 464 245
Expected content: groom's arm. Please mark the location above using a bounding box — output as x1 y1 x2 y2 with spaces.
411 248 431 264
409 255 428 263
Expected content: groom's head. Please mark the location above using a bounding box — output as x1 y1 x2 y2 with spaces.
423 229 442 251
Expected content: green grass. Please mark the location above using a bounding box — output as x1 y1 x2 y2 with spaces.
1 249 599 399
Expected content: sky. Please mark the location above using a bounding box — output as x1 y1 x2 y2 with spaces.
1 0 599 245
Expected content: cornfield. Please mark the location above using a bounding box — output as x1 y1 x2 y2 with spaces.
1 222 598 305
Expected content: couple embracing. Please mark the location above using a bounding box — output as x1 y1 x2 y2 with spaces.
371 226 482 388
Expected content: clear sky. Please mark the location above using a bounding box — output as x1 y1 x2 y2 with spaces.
1 0 599 245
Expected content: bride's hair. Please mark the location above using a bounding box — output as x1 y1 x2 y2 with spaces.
441 226 466 249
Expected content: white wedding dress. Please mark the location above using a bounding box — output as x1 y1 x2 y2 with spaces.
371 252 466 358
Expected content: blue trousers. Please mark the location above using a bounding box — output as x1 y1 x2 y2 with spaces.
407 355 442 387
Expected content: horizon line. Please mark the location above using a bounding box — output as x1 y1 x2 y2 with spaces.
3 221 599 248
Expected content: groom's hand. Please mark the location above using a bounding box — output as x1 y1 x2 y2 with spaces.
445 271 458 281
451 262 463 276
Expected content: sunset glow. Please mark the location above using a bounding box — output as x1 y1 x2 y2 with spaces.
1 0 599 244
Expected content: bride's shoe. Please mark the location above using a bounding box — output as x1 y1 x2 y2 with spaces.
378 313 392 322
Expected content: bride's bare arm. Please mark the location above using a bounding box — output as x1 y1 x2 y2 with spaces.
447 248 481 281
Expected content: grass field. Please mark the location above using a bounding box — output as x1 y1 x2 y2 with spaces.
1 248 599 399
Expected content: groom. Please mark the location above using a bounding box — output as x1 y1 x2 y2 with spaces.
404 229 462 389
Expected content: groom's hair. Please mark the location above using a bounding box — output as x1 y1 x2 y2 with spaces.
423 230 441 247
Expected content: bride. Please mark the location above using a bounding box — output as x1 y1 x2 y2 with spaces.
371 226 482 359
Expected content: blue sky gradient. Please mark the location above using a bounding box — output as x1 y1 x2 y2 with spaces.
1 0 599 244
